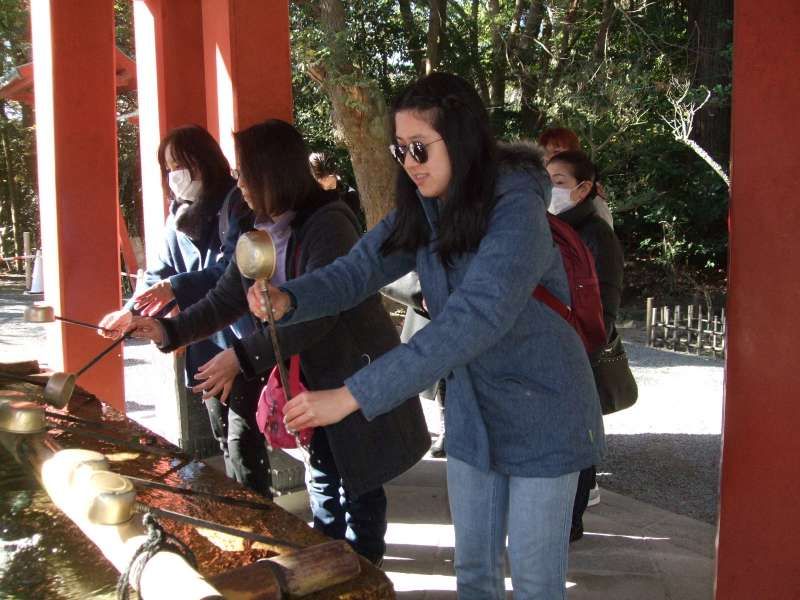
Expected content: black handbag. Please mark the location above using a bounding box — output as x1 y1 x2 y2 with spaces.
590 333 638 415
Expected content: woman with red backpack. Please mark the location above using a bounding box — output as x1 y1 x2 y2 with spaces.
546 149 625 541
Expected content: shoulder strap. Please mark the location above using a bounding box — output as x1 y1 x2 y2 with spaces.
532 284 571 321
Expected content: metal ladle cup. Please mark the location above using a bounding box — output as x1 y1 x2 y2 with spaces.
234 231 292 399
235 230 276 282
0 370 74 409
21 304 127 407
24 304 55 323
24 304 113 334
43 372 76 408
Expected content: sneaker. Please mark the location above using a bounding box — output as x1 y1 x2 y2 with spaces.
587 483 601 507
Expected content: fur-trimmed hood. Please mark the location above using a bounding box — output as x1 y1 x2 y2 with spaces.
496 140 551 209
497 140 547 174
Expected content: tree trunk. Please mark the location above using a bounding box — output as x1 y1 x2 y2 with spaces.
519 78 546 136
487 0 506 109
0 108 22 267
313 0 397 228
592 0 617 62
424 0 447 75
470 0 490 105
512 0 546 136
686 0 733 170
398 0 425 76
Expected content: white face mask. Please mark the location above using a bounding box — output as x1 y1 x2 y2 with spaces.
548 185 579 215
168 168 203 202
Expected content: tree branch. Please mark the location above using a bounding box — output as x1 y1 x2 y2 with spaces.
662 78 730 187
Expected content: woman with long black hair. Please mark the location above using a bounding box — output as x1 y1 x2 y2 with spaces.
127 119 430 565
254 73 605 598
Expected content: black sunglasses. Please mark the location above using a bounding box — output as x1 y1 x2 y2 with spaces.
389 138 443 165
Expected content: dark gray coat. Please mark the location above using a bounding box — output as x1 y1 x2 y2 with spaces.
159 193 430 495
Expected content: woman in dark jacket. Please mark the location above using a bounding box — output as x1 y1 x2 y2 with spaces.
546 149 624 542
98 125 269 497
129 119 430 565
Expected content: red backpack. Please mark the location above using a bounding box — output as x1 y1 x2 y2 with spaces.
532 214 607 354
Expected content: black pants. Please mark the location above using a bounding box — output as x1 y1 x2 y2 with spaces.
205 375 272 498
306 429 387 564
572 465 596 529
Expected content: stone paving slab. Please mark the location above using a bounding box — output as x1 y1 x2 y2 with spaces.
381 462 714 599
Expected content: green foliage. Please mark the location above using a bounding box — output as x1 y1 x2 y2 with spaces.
290 0 731 285
0 0 730 291
0 0 34 257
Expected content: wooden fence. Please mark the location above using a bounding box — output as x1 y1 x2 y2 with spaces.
645 297 726 358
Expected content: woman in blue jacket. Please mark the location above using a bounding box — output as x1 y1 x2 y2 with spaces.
99 125 270 497
252 73 605 599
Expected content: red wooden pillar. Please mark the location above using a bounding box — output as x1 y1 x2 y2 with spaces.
133 0 207 265
30 0 124 409
201 0 293 163
717 1 800 597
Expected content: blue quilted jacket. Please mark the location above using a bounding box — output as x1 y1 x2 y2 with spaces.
280 144 605 477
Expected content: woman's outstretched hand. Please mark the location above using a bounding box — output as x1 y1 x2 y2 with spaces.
126 316 166 346
134 280 175 316
283 386 360 430
98 309 132 339
247 281 292 321
192 348 240 404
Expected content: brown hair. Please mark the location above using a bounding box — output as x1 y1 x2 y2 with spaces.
157 124 232 203
538 127 581 153
233 120 320 218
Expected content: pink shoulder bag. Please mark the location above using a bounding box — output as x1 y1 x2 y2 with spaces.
255 354 315 449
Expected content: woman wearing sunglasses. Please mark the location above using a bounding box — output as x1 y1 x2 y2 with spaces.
251 73 605 598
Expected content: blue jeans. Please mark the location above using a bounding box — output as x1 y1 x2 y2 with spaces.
306 430 387 564
447 455 578 600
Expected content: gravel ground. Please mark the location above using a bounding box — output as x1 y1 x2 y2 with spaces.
0 274 724 524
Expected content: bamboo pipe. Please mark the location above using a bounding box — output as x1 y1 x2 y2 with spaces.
0 432 223 600
1 431 363 598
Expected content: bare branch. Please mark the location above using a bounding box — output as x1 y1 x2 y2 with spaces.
662 78 730 187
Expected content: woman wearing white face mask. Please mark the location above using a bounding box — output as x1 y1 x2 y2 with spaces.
546 150 624 542
98 125 272 497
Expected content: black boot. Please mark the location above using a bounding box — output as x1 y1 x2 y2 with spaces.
430 379 446 458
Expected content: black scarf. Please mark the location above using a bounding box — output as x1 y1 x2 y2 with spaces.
172 182 231 243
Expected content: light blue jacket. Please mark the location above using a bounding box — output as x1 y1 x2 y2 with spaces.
281 149 605 477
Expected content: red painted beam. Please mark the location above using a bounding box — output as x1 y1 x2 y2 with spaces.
201 0 293 161
30 0 124 410
717 1 800 597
